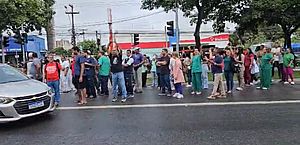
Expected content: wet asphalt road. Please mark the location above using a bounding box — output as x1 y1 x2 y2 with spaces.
1 83 300 145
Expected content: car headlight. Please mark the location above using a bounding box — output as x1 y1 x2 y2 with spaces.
0 97 14 104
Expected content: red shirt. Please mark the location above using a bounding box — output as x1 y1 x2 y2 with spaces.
44 62 62 81
71 60 75 76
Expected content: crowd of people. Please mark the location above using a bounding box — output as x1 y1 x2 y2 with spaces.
23 43 296 106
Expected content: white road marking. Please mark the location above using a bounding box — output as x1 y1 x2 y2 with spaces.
57 100 300 110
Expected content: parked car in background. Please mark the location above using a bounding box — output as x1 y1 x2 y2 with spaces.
0 64 55 123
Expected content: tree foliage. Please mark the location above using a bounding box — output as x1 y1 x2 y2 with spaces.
78 40 99 55
141 0 246 49
50 47 72 56
234 0 300 48
0 0 55 34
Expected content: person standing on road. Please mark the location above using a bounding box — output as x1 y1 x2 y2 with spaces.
191 49 203 95
207 49 226 100
84 50 98 99
271 44 283 81
98 51 111 96
151 54 158 88
157 49 172 97
234 47 245 91
142 55 150 88
202 54 209 90
244 48 254 86
172 52 185 99
26 52 42 81
44 54 62 107
133 48 144 93
61 55 72 93
283 48 295 85
183 55 192 87
110 48 127 102
223 49 234 94
72 47 88 105
257 48 273 90
122 50 135 98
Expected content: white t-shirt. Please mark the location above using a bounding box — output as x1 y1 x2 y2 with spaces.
62 60 70 70
271 47 281 61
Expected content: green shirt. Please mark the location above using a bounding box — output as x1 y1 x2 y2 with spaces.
283 53 294 67
191 55 202 73
260 53 273 69
98 56 111 76
224 56 233 71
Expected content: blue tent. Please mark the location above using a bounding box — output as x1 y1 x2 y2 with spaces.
292 43 300 53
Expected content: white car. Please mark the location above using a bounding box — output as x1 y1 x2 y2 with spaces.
0 64 55 122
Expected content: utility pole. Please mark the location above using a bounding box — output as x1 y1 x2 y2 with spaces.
175 0 180 52
65 4 79 47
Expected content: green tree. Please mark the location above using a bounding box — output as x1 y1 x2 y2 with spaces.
234 0 300 48
0 0 55 41
78 40 98 55
50 47 72 56
141 0 246 49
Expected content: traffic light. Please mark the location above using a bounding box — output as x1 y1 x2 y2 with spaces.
2 36 9 47
166 21 174 36
133 34 139 46
97 38 101 46
13 33 22 44
22 33 28 44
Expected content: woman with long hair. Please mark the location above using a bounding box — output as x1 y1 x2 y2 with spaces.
223 49 234 93
244 48 254 86
172 52 185 99
234 47 245 91
283 48 295 85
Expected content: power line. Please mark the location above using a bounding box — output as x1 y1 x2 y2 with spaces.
55 10 165 28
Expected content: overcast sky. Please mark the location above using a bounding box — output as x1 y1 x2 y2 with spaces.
53 0 235 42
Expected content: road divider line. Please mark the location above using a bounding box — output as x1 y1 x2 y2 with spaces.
57 100 300 110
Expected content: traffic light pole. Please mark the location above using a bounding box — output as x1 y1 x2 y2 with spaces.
1 40 4 63
175 7 180 52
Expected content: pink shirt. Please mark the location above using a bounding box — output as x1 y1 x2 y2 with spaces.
172 58 185 84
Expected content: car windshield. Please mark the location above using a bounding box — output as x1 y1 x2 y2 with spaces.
0 65 29 84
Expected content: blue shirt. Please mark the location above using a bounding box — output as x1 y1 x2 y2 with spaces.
85 57 97 77
74 55 86 76
211 55 223 74
133 53 144 65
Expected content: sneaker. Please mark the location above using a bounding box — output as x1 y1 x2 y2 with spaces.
245 84 251 87
262 87 268 90
158 93 167 96
227 91 232 94
112 97 118 102
191 91 196 95
236 87 243 91
171 87 175 91
186 84 192 88
173 93 179 98
128 95 135 98
284 82 289 85
196 92 202 95
256 86 261 89
121 98 127 103
291 82 295 85
250 83 254 86
54 102 59 108
177 94 184 99
167 94 172 97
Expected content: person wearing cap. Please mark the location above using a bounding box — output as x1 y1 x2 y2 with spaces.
84 50 98 98
133 47 144 93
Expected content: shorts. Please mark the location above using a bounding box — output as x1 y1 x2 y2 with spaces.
74 75 87 90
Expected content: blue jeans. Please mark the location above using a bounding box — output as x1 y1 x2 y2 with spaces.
99 75 109 95
224 71 234 91
112 72 127 98
47 80 61 103
151 71 157 87
160 74 172 94
202 64 209 89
